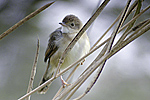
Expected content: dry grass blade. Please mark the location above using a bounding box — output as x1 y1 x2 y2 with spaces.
55 48 109 100
118 5 150 32
87 0 102 34
82 0 141 76
74 18 150 100
91 0 139 50
79 10 150 100
80 37 110 76
84 1 132 96
0 1 55 40
18 32 110 100
115 19 149 46
53 39 109 99
18 76 56 100
123 20 150 43
115 0 142 46
124 0 141 33
73 64 106 100
123 0 139 22
66 44 109 100
55 0 110 76
20 15 149 100
55 38 110 99
73 0 132 99
53 63 80 100
112 24 150 57
17 0 149 99
107 0 131 52
78 23 150 100
25 39 40 100
90 13 121 50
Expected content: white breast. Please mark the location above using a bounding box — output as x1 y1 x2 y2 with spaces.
50 27 90 70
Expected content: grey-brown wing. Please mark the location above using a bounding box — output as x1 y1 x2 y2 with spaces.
44 27 62 62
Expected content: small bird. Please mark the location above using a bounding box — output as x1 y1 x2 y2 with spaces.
38 14 90 94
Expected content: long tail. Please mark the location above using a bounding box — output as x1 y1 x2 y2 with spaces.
38 60 54 94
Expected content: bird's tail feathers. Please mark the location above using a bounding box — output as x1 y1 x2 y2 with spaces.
38 60 54 94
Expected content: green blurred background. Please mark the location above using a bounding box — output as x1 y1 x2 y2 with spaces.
0 0 150 100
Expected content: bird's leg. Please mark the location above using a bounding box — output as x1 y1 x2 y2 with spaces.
60 75 70 88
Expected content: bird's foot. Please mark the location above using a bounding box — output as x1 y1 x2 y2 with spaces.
60 76 71 88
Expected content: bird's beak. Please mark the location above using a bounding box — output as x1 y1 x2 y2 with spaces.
59 22 67 27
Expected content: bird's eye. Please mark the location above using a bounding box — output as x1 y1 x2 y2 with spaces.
70 23 75 27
